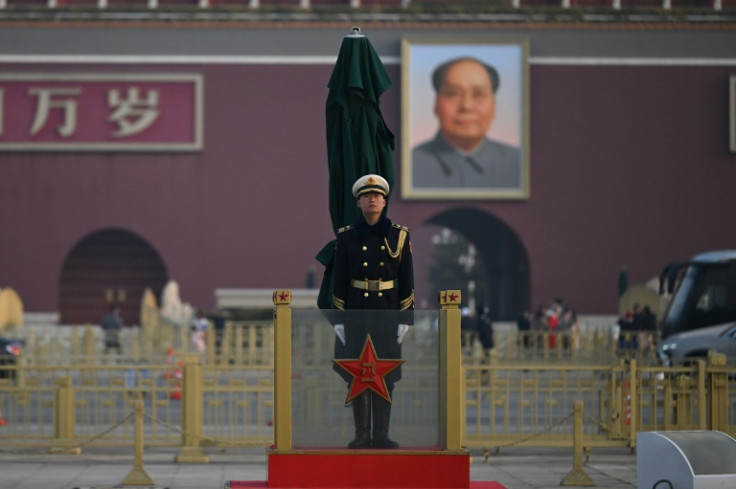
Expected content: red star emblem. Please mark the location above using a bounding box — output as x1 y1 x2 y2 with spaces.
278 291 290 302
440 291 459 304
333 335 404 405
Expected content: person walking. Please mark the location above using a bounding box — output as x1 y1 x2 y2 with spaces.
101 304 123 355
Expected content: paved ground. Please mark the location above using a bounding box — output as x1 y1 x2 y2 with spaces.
0 445 637 489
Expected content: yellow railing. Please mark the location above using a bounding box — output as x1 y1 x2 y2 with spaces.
2 353 732 452
464 328 659 366
16 320 274 367
1 313 733 453
0 361 274 450
462 353 736 453
18 315 652 368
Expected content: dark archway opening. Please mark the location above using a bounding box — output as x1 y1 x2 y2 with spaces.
59 228 168 325
424 208 529 321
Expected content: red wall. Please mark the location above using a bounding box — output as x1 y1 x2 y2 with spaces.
1 61 735 315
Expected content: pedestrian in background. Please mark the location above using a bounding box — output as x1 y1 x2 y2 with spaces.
190 310 208 354
101 304 123 355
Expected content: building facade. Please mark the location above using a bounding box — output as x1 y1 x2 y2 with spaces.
1 22 735 323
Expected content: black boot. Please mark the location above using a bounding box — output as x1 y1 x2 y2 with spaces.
348 391 372 449
371 391 399 449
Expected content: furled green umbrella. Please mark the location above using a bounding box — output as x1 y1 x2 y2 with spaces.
316 27 396 309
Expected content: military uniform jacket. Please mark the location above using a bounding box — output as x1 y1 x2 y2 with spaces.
331 215 414 385
332 215 414 313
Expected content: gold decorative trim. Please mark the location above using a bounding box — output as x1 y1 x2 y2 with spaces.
351 279 395 291
384 228 407 260
400 291 415 310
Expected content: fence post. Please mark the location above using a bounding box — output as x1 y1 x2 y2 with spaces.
121 400 155 486
697 358 707 429
663 381 673 429
15 351 25 388
542 332 550 361
235 326 244 366
220 322 233 365
628 359 637 448
439 289 462 451
175 354 210 463
609 361 623 439
560 400 595 486
51 377 81 454
83 325 96 357
273 289 293 451
708 352 728 432
675 374 693 429
205 323 216 366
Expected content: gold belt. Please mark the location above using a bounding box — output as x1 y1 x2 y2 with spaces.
351 279 395 292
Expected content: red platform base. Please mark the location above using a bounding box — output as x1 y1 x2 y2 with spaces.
228 482 506 489
226 450 506 489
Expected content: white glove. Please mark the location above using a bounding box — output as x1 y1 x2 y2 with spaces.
334 324 346 346
397 324 410 344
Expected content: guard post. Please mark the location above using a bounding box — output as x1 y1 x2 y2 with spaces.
226 288 504 489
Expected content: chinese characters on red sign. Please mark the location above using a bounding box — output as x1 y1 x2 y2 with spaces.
0 73 203 151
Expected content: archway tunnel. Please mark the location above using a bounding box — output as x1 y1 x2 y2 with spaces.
419 208 529 321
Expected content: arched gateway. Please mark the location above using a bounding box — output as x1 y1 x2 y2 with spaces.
58 228 168 325
423 208 529 321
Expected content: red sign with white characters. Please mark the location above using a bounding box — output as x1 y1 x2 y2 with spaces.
0 73 203 151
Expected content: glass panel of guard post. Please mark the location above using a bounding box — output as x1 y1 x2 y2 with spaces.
290 309 440 449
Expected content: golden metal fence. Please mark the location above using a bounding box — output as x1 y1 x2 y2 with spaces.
466 327 660 366
16 320 274 367
461 353 736 453
0 360 274 450
1 324 733 453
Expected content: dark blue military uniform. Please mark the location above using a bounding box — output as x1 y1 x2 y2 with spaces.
332 214 413 382
331 210 414 449
332 215 414 312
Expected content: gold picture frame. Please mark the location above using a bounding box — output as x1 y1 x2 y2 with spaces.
401 38 530 200
730 75 736 153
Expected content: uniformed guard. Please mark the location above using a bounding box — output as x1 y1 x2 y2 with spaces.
331 174 414 449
